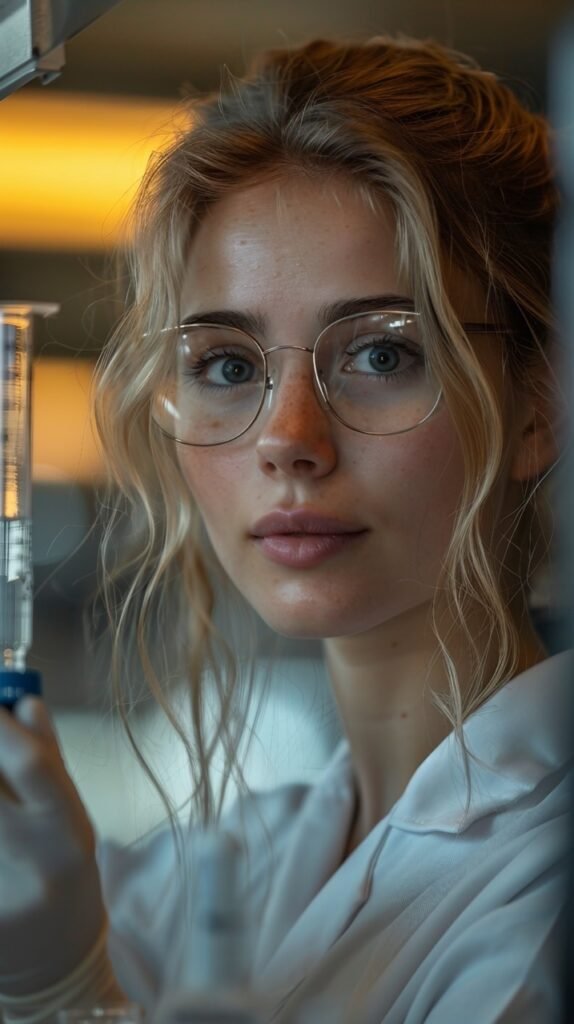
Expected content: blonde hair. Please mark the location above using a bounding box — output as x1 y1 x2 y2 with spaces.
92 35 560 833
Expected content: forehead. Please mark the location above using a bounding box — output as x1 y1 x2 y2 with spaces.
181 174 403 310
180 171 489 328
190 172 394 244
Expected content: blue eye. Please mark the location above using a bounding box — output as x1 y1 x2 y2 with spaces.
365 345 400 374
182 347 261 389
343 335 421 379
211 354 255 385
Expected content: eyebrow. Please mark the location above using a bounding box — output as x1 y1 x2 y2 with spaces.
180 294 415 335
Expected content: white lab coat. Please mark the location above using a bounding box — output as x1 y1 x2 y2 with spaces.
97 650 574 1022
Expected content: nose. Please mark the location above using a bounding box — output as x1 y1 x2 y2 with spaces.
255 349 337 479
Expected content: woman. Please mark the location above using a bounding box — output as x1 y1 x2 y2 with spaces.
0 35 571 1024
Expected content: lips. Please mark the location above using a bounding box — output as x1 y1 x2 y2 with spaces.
251 510 366 537
250 510 368 568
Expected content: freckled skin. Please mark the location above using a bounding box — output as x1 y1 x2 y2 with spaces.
176 175 497 641
174 172 555 848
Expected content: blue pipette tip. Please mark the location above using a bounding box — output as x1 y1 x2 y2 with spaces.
0 669 42 711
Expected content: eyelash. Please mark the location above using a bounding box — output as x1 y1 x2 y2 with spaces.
183 348 258 384
342 337 424 381
181 338 426 391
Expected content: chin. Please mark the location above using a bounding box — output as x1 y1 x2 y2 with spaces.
249 583 433 642
254 603 368 641
268 619 334 641
247 600 333 640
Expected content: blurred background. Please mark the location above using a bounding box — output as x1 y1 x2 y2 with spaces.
0 0 571 843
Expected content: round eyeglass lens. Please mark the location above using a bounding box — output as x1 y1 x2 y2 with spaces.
315 311 440 435
153 325 266 445
152 312 441 445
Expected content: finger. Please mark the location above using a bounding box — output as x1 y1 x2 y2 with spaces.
13 696 60 747
0 696 60 764
0 774 18 803
0 699 68 805
0 706 20 802
0 697 57 742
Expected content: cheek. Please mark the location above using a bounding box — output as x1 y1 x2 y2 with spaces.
360 407 462 478
177 448 247 537
359 419 466 545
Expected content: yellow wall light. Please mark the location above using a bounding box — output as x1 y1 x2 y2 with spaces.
0 92 187 251
32 359 102 483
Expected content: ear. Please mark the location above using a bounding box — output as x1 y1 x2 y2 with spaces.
508 387 565 484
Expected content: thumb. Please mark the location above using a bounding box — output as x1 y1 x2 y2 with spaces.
8 697 84 808
13 696 61 749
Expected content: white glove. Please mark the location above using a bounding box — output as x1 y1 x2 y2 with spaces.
0 696 108 998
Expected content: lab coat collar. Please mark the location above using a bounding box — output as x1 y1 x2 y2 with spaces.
254 650 573 999
385 649 574 834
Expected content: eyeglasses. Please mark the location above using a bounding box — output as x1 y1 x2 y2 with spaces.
151 309 509 446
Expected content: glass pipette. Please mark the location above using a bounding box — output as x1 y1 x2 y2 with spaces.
0 302 59 710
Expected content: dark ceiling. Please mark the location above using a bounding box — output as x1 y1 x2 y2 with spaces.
1 0 570 357
34 0 570 102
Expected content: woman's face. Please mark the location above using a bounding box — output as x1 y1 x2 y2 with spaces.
176 174 503 639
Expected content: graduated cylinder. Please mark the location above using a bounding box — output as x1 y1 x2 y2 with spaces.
0 303 58 703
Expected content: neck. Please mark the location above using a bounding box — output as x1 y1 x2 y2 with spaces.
324 598 548 859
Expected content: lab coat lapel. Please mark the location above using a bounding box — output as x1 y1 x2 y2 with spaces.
253 740 375 989
257 813 390 1007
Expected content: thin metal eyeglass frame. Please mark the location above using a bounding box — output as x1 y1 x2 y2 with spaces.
153 309 512 446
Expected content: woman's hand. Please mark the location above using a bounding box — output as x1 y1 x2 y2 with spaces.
0 697 107 998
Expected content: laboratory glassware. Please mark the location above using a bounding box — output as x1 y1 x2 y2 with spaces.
0 302 59 710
